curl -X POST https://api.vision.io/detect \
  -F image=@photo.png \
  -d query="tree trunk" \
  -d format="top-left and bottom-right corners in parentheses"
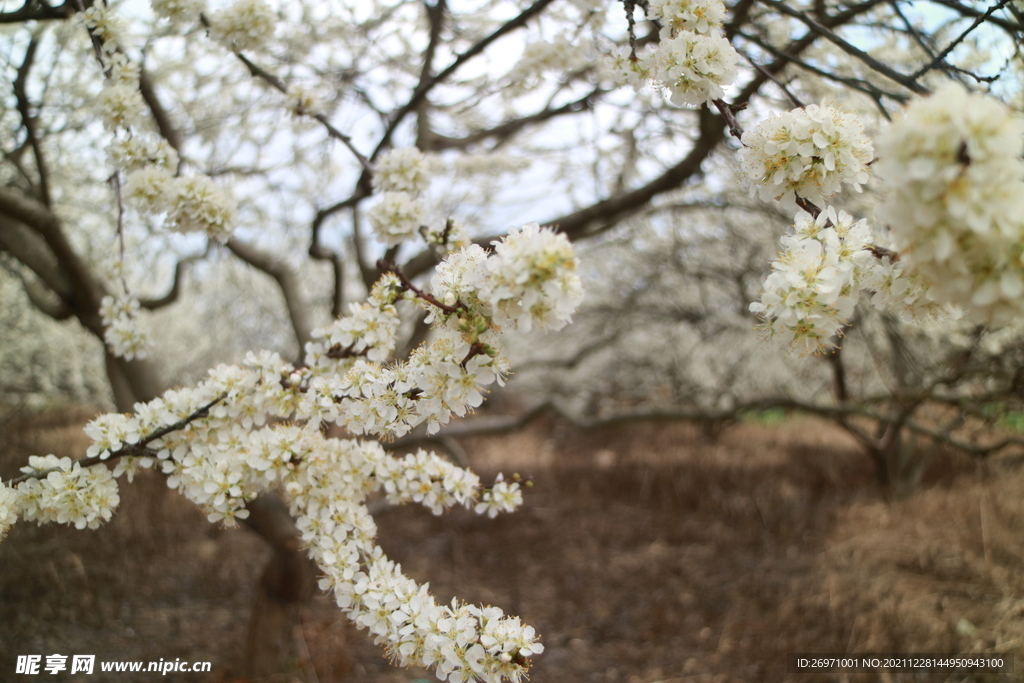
top-left (103, 351), bottom-right (164, 410)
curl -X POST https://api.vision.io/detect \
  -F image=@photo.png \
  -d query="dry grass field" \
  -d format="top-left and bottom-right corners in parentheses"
top-left (2, 406), bottom-right (1023, 682)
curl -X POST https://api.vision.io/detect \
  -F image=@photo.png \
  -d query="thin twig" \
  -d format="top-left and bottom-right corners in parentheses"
top-left (377, 258), bottom-right (465, 315)
top-left (7, 393), bottom-right (227, 486)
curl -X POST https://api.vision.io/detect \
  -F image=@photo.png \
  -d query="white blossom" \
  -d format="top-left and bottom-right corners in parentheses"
top-left (367, 191), bottom-right (424, 246)
top-left (84, 412), bottom-right (143, 459)
top-left (16, 455), bottom-right (120, 530)
top-left (124, 166), bottom-right (174, 211)
top-left (304, 275), bottom-right (403, 368)
top-left (423, 219), bottom-right (471, 253)
top-left (649, 0), bottom-right (727, 36)
top-left (285, 84), bottom-right (324, 117)
top-left (96, 83), bottom-right (146, 131)
top-left (875, 83), bottom-right (1024, 325)
top-left (0, 483), bottom-right (19, 540)
top-left (750, 207), bottom-right (870, 355)
top-left (209, 0), bottom-right (276, 52)
top-left (475, 474), bottom-right (523, 518)
top-left (374, 147), bottom-right (432, 194)
top-left (860, 250), bottom-right (948, 323)
top-left (603, 46), bottom-right (656, 90)
top-left (485, 223), bottom-right (585, 333)
top-left (739, 103), bottom-right (873, 208)
top-left (8, 215), bottom-right (579, 683)
top-left (81, 5), bottom-right (125, 52)
top-left (108, 135), bottom-right (180, 172)
top-left (164, 174), bottom-right (238, 240)
top-left (151, 0), bottom-right (206, 26)
top-left (648, 30), bottom-right (738, 106)
top-left (106, 53), bottom-right (141, 85)
top-left (100, 294), bottom-right (151, 361)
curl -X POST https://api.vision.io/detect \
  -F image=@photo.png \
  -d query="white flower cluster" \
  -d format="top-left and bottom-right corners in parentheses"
top-left (423, 219), bottom-right (472, 254)
top-left (367, 148), bottom-right (437, 246)
top-left (374, 147), bottom-right (432, 195)
top-left (305, 275), bottom-right (403, 367)
top-left (108, 135), bottom-right (180, 172)
top-left (336, 339), bottom-right (508, 438)
top-left (875, 83), bottom-right (1024, 325)
top-left (366, 148), bottom-right (442, 245)
top-left (484, 222), bottom-right (585, 333)
top-left (163, 174), bottom-right (238, 240)
top-left (77, 5), bottom-right (239, 243)
top-left (123, 169), bottom-right (237, 241)
top-left (84, 412), bottom-right (143, 460)
top-left (137, 362), bottom-right (538, 679)
top-left (285, 83), bottom-right (324, 118)
top-left (0, 483), bottom-right (19, 540)
top-left (368, 191), bottom-right (426, 246)
top-left (97, 83), bottom-right (147, 132)
top-left (429, 224), bottom-right (583, 334)
top-left (209, 0), bottom-right (277, 52)
top-left (604, 47), bottom-right (655, 90)
top-left (605, 0), bottom-right (738, 106)
top-left (100, 294), bottom-right (151, 361)
top-left (750, 207), bottom-right (872, 355)
top-left (81, 4), bottom-right (125, 54)
top-left (7, 221), bottom-right (583, 682)
top-left (475, 473), bottom-right (523, 518)
top-left (506, 35), bottom-right (591, 94)
top-left (739, 104), bottom-right (873, 208)
top-left (859, 249), bottom-right (947, 323)
top-left (650, 0), bottom-right (727, 37)
top-left (647, 31), bottom-right (738, 107)
top-left (15, 455), bottom-right (120, 530)
top-left (151, 0), bottom-right (206, 26)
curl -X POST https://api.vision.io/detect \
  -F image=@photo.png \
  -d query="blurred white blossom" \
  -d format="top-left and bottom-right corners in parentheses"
top-left (209, 0), bottom-right (276, 52)
top-left (367, 191), bottom-right (424, 246)
top-left (875, 83), bottom-right (1024, 325)
top-left (100, 294), bottom-right (151, 361)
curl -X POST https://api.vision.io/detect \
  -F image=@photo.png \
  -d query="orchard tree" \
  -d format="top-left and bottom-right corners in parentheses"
top-left (1, 0), bottom-right (1024, 679)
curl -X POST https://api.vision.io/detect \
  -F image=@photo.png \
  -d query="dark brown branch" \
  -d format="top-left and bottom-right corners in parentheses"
top-left (420, 90), bottom-right (603, 152)
top-left (232, 51), bottom-right (371, 171)
top-left (372, 0), bottom-right (558, 162)
top-left (712, 98), bottom-right (745, 141)
top-left (391, 396), bottom-right (1024, 462)
top-left (226, 238), bottom-right (314, 349)
top-left (0, 186), bottom-right (104, 333)
top-left (0, 0), bottom-right (72, 24)
top-left (756, 0), bottom-right (930, 94)
top-left (377, 258), bottom-right (464, 314)
top-left (928, 0), bottom-right (1022, 32)
top-left (309, 240), bottom-right (346, 319)
top-left (138, 66), bottom-right (184, 167)
top-left (910, 0), bottom-right (1011, 79)
top-left (736, 29), bottom-right (910, 106)
top-left (13, 36), bottom-right (51, 206)
top-left (139, 250), bottom-right (207, 310)
top-left (8, 393), bottom-right (227, 486)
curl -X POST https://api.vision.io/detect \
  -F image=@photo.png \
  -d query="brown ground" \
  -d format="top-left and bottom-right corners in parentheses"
top-left (1, 407), bottom-right (1022, 683)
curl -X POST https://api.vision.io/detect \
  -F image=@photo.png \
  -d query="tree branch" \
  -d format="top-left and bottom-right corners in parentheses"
top-left (13, 35), bottom-right (51, 206)
top-left (0, 0), bottom-right (72, 24)
top-left (225, 238), bottom-right (315, 350)
top-left (138, 249), bottom-right (208, 310)
top-left (755, 0), bottom-right (929, 93)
